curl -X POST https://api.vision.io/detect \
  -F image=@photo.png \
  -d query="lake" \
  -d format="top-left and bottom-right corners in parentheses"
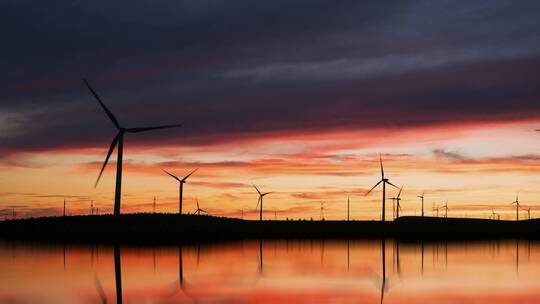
top-left (1, 239), bottom-right (538, 303)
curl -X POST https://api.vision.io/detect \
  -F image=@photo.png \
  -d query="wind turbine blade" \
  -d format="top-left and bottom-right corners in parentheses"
top-left (83, 79), bottom-right (120, 129)
top-left (94, 274), bottom-right (107, 304)
top-left (162, 169), bottom-right (181, 182)
top-left (196, 199), bottom-right (200, 210)
top-left (255, 196), bottom-right (261, 210)
top-left (379, 154), bottom-right (384, 179)
top-left (397, 185), bottom-right (403, 198)
top-left (126, 124), bottom-right (182, 133)
top-left (365, 180), bottom-right (383, 196)
top-left (253, 184), bottom-right (261, 195)
top-left (95, 134), bottom-right (119, 187)
top-left (262, 192), bottom-right (272, 196)
top-left (182, 168), bottom-right (198, 181)
top-left (386, 180), bottom-right (399, 189)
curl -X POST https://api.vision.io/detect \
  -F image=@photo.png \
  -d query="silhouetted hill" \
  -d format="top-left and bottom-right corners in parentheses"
top-left (0, 214), bottom-right (539, 244)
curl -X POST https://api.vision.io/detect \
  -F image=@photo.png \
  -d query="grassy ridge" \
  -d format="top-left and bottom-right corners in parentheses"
top-left (0, 214), bottom-right (539, 244)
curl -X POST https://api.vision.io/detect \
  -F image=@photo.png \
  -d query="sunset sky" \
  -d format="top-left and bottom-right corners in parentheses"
top-left (1, 1), bottom-right (540, 220)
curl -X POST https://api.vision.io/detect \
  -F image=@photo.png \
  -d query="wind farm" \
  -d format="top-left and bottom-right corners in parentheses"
top-left (2, 142), bottom-right (540, 242)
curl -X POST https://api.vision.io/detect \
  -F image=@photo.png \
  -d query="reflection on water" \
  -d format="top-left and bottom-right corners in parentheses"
top-left (1, 239), bottom-right (540, 303)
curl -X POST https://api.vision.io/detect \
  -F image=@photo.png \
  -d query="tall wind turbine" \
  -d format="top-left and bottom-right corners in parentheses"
top-left (162, 168), bottom-right (198, 215)
top-left (417, 193), bottom-right (425, 217)
top-left (254, 185), bottom-right (272, 222)
top-left (63, 198), bottom-right (66, 217)
top-left (85, 79), bottom-right (182, 215)
top-left (365, 154), bottom-right (399, 222)
top-left (511, 194), bottom-right (520, 221)
top-left (194, 199), bottom-right (207, 215)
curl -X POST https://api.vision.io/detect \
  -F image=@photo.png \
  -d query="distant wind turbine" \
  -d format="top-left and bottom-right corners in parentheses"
top-left (365, 154), bottom-right (399, 222)
top-left (162, 168), bottom-right (198, 215)
top-left (491, 209), bottom-right (498, 220)
top-left (417, 193), bottom-right (425, 217)
top-left (347, 196), bottom-right (350, 221)
top-left (521, 206), bottom-right (531, 220)
top-left (511, 194), bottom-right (520, 221)
top-left (153, 196), bottom-right (156, 214)
top-left (85, 79), bottom-right (182, 215)
top-left (440, 201), bottom-right (448, 218)
top-left (253, 185), bottom-right (272, 222)
top-left (194, 199), bottom-right (207, 215)
top-left (389, 186), bottom-right (403, 219)
top-left (320, 202), bottom-right (325, 221)
top-left (63, 198), bottom-right (66, 217)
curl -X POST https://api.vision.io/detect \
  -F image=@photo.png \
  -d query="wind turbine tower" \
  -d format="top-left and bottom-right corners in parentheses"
top-left (85, 79), bottom-right (182, 215)
top-left (365, 154), bottom-right (399, 222)
top-left (163, 168), bottom-right (198, 215)
top-left (511, 194), bottom-right (520, 221)
top-left (418, 193), bottom-right (425, 217)
top-left (254, 185), bottom-right (272, 222)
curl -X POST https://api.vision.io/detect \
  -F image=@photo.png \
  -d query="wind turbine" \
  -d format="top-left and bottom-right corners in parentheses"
top-left (417, 193), bottom-right (425, 217)
top-left (63, 198), bottom-right (66, 217)
top-left (162, 168), bottom-right (198, 215)
top-left (194, 199), bottom-right (207, 215)
top-left (85, 79), bottom-right (182, 216)
top-left (320, 202), bottom-right (325, 221)
top-left (347, 196), bottom-right (350, 221)
top-left (440, 201), bottom-right (448, 218)
top-left (521, 206), bottom-right (531, 220)
top-left (254, 185), bottom-right (272, 222)
top-left (153, 196), bottom-right (156, 214)
top-left (511, 194), bottom-right (520, 221)
top-left (389, 186), bottom-right (403, 219)
top-left (365, 154), bottom-right (399, 222)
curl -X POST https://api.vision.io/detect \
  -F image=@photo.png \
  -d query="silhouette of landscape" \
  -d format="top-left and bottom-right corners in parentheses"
top-left (2, 214), bottom-right (540, 244)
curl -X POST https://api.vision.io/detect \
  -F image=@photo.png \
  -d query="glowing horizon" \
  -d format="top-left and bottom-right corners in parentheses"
top-left (2, 119), bottom-right (540, 221)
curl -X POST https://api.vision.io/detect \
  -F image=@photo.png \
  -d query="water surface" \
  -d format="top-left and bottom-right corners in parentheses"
top-left (1, 239), bottom-right (539, 303)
